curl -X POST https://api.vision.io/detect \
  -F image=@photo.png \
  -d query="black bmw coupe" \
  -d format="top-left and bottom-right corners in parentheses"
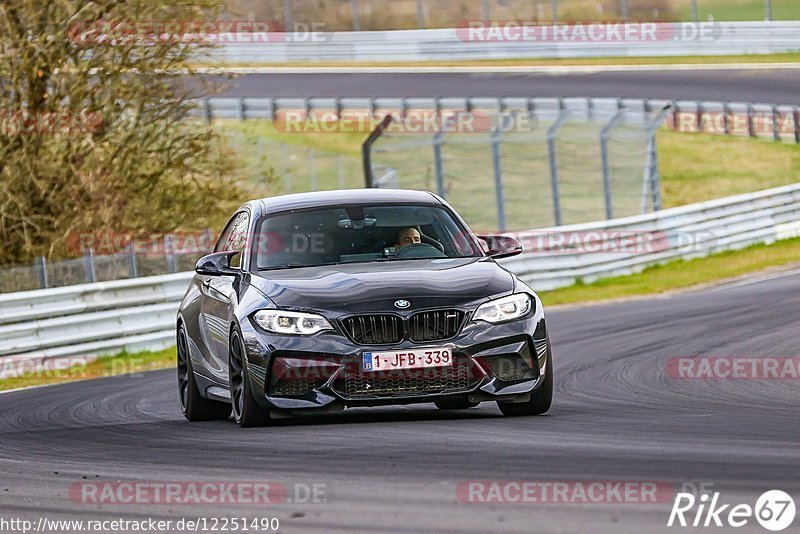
top-left (177, 189), bottom-right (553, 427)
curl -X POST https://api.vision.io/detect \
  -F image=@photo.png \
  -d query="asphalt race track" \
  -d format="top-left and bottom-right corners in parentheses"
top-left (1, 269), bottom-right (798, 533)
top-left (211, 69), bottom-right (800, 104)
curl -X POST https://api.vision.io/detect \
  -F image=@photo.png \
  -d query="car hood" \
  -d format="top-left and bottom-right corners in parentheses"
top-left (249, 257), bottom-right (515, 314)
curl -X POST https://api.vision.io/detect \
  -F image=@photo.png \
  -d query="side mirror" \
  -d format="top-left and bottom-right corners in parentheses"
top-left (477, 235), bottom-right (523, 259)
top-left (196, 251), bottom-right (240, 276)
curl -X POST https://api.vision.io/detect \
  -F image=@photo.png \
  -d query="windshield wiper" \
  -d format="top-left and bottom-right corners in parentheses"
top-left (258, 261), bottom-right (348, 271)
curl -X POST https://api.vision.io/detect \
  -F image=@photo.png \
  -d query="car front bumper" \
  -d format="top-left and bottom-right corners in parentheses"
top-left (238, 310), bottom-right (550, 414)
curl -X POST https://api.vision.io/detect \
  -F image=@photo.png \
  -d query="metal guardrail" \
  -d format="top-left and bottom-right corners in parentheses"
top-left (1, 183), bottom-right (799, 375)
top-left (199, 97), bottom-right (800, 138)
top-left (500, 183), bottom-right (800, 290)
top-left (208, 22), bottom-right (800, 63)
top-left (0, 273), bottom-right (192, 375)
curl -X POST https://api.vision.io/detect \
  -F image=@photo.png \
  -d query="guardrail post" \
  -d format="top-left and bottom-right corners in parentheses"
top-left (481, 0), bottom-right (490, 20)
top-left (600, 106), bottom-right (625, 220)
top-left (723, 102), bottom-right (731, 135)
top-left (747, 103), bottom-right (755, 137)
top-left (696, 101), bottom-right (704, 133)
top-left (765, 0), bottom-right (773, 21)
top-left (83, 248), bottom-right (97, 283)
top-left (237, 98), bottom-right (246, 121)
top-left (620, 0), bottom-right (629, 20)
top-left (335, 98), bottom-right (343, 121)
top-left (350, 0), bottom-right (361, 31)
top-left (772, 105), bottom-right (780, 142)
top-left (551, 0), bottom-right (558, 20)
top-left (669, 102), bottom-right (679, 133)
top-left (127, 244), bottom-right (138, 279)
top-left (691, 0), bottom-right (699, 22)
top-left (794, 107), bottom-right (800, 144)
top-left (547, 109), bottom-right (570, 226)
top-left (416, 0), bottom-right (426, 28)
top-left (283, 0), bottom-right (293, 31)
top-left (35, 256), bottom-right (49, 289)
top-left (165, 235), bottom-right (177, 274)
top-left (203, 99), bottom-right (212, 124)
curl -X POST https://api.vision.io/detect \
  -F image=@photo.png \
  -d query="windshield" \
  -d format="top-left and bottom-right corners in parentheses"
top-left (251, 203), bottom-right (480, 271)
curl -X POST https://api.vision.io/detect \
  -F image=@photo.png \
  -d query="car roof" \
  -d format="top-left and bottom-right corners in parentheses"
top-left (250, 189), bottom-right (442, 215)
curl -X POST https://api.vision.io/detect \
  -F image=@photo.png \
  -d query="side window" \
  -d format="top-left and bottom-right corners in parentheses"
top-left (214, 211), bottom-right (250, 268)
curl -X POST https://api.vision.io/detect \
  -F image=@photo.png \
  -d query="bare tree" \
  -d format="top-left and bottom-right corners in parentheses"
top-left (0, 0), bottom-right (247, 264)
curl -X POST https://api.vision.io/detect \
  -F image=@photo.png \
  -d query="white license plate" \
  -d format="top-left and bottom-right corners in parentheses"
top-left (362, 348), bottom-right (453, 372)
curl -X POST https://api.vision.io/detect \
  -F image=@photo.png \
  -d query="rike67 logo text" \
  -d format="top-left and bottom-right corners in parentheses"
top-left (668, 489), bottom-right (795, 531)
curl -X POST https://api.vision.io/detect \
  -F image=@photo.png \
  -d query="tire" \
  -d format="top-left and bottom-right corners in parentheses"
top-left (435, 399), bottom-right (480, 410)
top-left (177, 325), bottom-right (231, 422)
top-left (229, 327), bottom-right (271, 428)
top-left (498, 339), bottom-right (553, 417)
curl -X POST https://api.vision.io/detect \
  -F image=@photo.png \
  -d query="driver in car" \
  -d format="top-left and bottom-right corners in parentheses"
top-left (395, 227), bottom-right (421, 249)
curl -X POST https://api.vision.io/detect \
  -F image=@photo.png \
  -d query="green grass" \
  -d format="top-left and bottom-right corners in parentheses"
top-left (677, 0), bottom-right (800, 21)
top-left (658, 130), bottom-right (800, 208)
top-left (221, 120), bottom-right (364, 157)
top-left (0, 347), bottom-right (176, 392)
top-left (539, 236), bottom-right (800, 305)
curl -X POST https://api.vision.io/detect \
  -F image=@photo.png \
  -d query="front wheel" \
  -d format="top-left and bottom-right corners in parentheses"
top-left (229, 328), bottom-right (271, 428)
top-left (178, 325), bottom-right (231, 422)
top-left (498, 340), bottom-right (553, 417)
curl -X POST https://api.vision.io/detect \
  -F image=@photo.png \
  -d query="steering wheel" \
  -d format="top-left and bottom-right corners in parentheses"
top-left (420, 234), bottom-right (445, 253)
top-left (396, 242), bottom-right (447, 259)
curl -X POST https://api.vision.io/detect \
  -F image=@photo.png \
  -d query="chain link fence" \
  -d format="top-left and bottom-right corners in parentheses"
top-left (0, 246), bottom-right (209, 294)
top-left (365, 98), bottom-right (670, 232)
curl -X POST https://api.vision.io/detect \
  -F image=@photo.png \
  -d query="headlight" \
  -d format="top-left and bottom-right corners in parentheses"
top-left (473, 293), bottom-right (532, 324)
top-left (253, 310), bottom-right (333, 335)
